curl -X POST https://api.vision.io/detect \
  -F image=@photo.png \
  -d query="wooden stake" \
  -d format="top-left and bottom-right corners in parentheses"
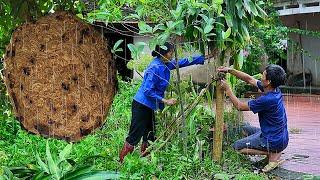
top-left (213, 80), bottom-right (224, 162)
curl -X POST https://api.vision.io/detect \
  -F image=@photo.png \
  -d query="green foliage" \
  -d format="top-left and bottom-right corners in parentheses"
top-left (0, 80), bottom-right (267, 179)
top-left (125, 42), bottom-right (153, 72)
top-left (234, 73), bottom-right (262, 97)
top-left (0, 0), bottom-right (85, 58)
top-left (0, 1), bottom-right (281, 178)
top-left (126, 43), bottom-right (201, 72)
top-left (85, 0), bottom-right (171, 23)
top-left (0, 0), bottom-right (17, 57)
top-left (126, 54), bottom-right (153, 72)
top-left (238, 0), bottom-right (287, 76)
top-left (0, 141), bottom-right (119, 180)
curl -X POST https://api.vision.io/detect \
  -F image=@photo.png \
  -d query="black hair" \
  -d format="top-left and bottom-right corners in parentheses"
top-left (151, 42), bottom-right (174, 58)
top-left (265, 64), bottom-right (286, 88)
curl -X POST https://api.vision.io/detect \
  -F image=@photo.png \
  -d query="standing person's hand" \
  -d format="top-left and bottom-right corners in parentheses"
top-left (217, 66), bottom-right (232, 73)
top-left (219, 80), bottom-right (232, 96)
top-left (162, 98), bottom-right (177, 105)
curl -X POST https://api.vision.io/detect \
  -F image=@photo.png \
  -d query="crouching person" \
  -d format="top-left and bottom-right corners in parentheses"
top-left (217, 65), bottom-right (289, 172)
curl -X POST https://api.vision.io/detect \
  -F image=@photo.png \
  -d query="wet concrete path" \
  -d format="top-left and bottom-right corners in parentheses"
top-left (244, 94), bottom-right (320, 176)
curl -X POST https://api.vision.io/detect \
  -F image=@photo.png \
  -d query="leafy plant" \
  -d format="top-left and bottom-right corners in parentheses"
top-left (111, 39), bottom-right (124, 54)
top-left (126, 42), bottom-right (153, 72)
top-left (0, 141), bottom-right (119, 180)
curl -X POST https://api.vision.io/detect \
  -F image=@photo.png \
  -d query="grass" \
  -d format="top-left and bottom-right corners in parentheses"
top-left (0, 80), bottom-right (267, 179)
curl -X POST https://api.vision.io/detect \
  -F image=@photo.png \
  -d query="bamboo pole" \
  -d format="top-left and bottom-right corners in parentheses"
top-left (173, 39), bottom-right (187, 153)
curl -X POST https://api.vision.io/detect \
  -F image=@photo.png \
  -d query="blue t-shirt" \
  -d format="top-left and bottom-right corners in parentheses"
top-left (134, 55), bottom-right (205, 110)
top-left (248, 81), bottom-right (289, 151)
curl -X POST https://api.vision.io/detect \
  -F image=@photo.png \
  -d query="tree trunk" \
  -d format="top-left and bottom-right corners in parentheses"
top-left (213, 81), bottom-right (224, 162)
top-left (213, 49), bottom-right (231, 162)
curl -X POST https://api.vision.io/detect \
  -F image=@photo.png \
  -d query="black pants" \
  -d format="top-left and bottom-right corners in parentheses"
top-left (126, 100), bottom-right (155, 146)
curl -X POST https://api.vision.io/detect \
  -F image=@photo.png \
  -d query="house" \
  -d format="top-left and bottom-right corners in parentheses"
top-left (93, 21), bottom-right (154, 81)
top-left (93, 20), bottom-right (214, 84)
top-left (274, 0), bottom-right (320, 89)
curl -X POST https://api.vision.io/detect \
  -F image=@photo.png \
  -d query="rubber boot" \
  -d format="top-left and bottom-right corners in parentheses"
top-left (119, 141), bottom-right (134, 163)
top-left (141, 142), bottom-right (149, 157)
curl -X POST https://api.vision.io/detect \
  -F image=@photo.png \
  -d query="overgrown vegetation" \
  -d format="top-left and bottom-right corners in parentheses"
top-left (0, 79), bottom-right (267, 179)
top-left (1, 0), bottom-right (314, 179)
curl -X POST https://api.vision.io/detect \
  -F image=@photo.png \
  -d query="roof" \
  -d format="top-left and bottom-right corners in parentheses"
top-left (274, 0), bottom-right (320, 16)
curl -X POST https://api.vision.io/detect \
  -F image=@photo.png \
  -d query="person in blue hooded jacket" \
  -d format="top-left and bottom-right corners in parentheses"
top-left (119, 42), bottom-right (206, 162)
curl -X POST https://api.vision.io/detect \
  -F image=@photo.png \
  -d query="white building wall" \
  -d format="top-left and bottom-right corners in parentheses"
top-left (300, 35), bottom-right (320, 85)
top-left (282, 13), bottom-right (320, 86)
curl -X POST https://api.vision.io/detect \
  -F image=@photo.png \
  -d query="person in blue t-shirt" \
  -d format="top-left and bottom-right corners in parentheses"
top-left (119, 42), bottom-right (207, 162)
top-left (217, 65), bottom-right (288, 172)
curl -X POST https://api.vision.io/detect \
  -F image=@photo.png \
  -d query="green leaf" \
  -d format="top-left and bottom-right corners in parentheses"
top-left (240, 24), bottom-right (250, 41)
top-left (153, 24), bottom-right (166, 33)
top-left (173, 20), bottom-right (185, 35)
top-left (136, 42), bottom-right (146, 51)
top-left (232, 18), bottom-right (239, 34)
top-left (217, 5), bottom-right (223, 14)
top-left (70, 171), bottom-right (120, 180)
top-left (112, 40), bottom-right (124, 53)
top-left (60, 166), bottom-right (94, 180)
top-left (157, 33), bottom-right (170, 45)
top-left (148, 38), bottom-right (158, 51)
top-left (206, 33), bottom-right (216, 37)
top-left (46, 141), bottom-right (60, 179)
top-left (204, 24), bottom-right (213, 34)
top-left (215, 0), bottom-right (224, 5)
top-left (225, 14), bottom-right (233, 27)
top-left (256, 4), bottom-right (267, 17)
top-left (166, 21), bottom-right (175, 30)
top-left (249, 0), bottom-right (258, 16)
top-left (199, 14), bottom-right (209, 23)
top-left (243, 0), bottom-right (251, 13)
top-left (127, 43), bottom-right (138, 60)
top-left (127, 44), bottom-right (135, 54)
top-left (32, 171), bottom-right (45, 180)
top-left (87, 10), bottom-right (111, 22)
top-left (235, 33), bottom-right (244, 44)
top-left (138, 21), bottom-right (153, 34)
top-left (36, 153), bottom-right (49, 174)
top-left (124, 14), bottom-right (140, 20)
top-left (8, 166), bottom-right (35, 179)
top-left (193, 28), bottom-right (198, 38)
top-left (223, 28), bottom-right (232, 39)
top-left (36, 173), bottom-right (52, 180)
top-left (170, 4), bottom-right (184, 20)
top-left (58, 143), bottom-right (72, 163)
top-left (235, 0), bottom-right (242, 11)
top-left (194, 26), bottom-right (204, 34)
top-left (3, 167), bottom-right (14, 179)
top-left (114, 48), bottom-right (123, 53)
top-left (237, 8), bottom-right (245, 19)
